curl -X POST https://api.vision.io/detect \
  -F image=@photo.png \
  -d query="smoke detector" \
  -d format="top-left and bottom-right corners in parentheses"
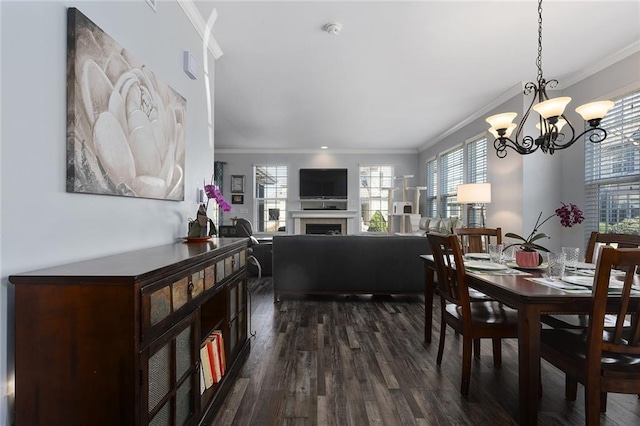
top-left (324, 23), bottom-right (342, 35)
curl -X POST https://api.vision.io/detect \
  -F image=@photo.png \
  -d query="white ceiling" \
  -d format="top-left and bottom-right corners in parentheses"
top-left (191, 1), bottom-right (640, 153)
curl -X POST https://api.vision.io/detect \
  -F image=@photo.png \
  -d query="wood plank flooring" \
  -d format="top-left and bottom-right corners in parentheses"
top-left (210, 277), bottom-right (640, 425)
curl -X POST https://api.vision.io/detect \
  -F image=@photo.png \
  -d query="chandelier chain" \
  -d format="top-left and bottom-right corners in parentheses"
top-left (536, 0), bottom-right (543, 83)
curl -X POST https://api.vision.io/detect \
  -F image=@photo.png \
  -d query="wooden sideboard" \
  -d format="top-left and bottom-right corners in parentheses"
top-left (9, 238), bottom-right (250, 426)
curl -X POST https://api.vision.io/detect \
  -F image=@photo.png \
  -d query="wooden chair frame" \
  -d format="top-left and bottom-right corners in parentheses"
top-left (540, 247), bottom-right (640, 425)
top-left (453, 227), bottom-right (502, 254)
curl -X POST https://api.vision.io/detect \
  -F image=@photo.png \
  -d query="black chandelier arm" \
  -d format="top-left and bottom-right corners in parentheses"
top-left (494, 135), bottom-right (539, 158)
top-left (578, 127), bottom-right (608, 145)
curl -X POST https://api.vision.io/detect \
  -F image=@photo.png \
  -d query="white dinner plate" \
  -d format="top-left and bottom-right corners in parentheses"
top-left (464, 261), bottom-right (508, 270)
top-left (575, 261), bottom-right (596, 270)
top-left (465, 253), bottom-right (491, 260)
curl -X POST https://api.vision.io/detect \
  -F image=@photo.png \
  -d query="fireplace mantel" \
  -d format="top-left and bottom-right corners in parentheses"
top-left (290, 210), bottom-right (358, 234)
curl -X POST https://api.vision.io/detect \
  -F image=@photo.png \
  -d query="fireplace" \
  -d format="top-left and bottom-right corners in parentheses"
top-left (305, 223), bottom-right (342, 235)
top-left (290, 210), bottom-right (357, 234)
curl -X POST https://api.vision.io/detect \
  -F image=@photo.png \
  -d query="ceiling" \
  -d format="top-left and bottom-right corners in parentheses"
top-left (191, 1), bottom-right (640, 153)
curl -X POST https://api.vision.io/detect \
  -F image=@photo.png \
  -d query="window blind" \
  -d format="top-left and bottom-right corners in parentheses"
top-left (467, 137), bottom-right (487, 184)
top-left (439, 147), bottom-right (464, 217)
top-left (584, 89), bottom-right (640, 237)
top-left (426, 159), bottom-right (437, 217)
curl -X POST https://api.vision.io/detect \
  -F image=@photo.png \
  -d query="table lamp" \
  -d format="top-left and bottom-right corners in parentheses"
top-left (456, 183), bottom-right (492, 227)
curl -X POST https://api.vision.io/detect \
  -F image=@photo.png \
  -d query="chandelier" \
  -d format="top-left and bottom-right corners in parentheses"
top-left (486, 0), bottom-right (614, 158)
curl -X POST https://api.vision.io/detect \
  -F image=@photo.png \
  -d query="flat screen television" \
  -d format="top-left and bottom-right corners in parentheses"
top-left (299, 168), bottom-right (347, 199)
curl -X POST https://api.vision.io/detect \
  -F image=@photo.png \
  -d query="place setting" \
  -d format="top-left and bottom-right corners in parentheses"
top-left (463, 244), bottom-right (532, 276)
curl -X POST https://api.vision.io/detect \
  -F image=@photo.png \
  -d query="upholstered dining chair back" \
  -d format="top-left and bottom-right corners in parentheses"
top-left (453, 227), bottom-right (502, 254)
top-left (235, 218), bottom-right (254, 238)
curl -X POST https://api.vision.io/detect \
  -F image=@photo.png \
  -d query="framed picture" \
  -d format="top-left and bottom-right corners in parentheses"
top-left (231, 194), bottom-right (244, 204)
top-left (66, 8), bottom-right (185, 201)
top-left (231, 175), bottom-right (245, 193)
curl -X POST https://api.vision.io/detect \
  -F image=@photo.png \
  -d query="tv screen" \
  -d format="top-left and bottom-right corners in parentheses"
top-left (299, 168), bottom-right (347, 199)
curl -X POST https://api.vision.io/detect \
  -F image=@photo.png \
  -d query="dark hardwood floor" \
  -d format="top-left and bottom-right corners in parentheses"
top-left (210, 277), bottom-right (640, 425)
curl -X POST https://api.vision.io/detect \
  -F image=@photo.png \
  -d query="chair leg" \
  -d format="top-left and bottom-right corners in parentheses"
top-left (473, 338), bottom-right (481, 359)
top-left (585, 385), bottom-right (601, 426)
top-left (437, 319), bottom-right (446, 366)
top-left (565, 375), bottom-right (577, 401)
top-left (461, 336), bottom-right (472, 396)
top-left (491, 338), bottom-right (502, 367)
top-left (600, 392), bottom-right (607, 413)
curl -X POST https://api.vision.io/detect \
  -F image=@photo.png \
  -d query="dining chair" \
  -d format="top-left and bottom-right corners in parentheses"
top-left (540, 247), bottom-right (640, 425)
top-left (542, 232), bottom-right (640, 330)
top-left (453, 227), bottom-right (502, 254)
top-left (427, 232), bottom-right (518, 396)
top-left (585, 232), bottom-right (640, 263)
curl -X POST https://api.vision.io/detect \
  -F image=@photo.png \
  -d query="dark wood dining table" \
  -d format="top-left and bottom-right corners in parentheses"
top-left (420, 254), bottom-right (639, 426)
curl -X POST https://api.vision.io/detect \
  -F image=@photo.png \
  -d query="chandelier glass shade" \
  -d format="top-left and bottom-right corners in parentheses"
top-left (487, 0), bottom-right (615, 158)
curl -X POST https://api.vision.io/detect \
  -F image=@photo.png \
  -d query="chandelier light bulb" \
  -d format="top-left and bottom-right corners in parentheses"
top-left (536, 118), bottom-right (567, 133)
top-left (532, 97), bottom-right (571, 119)
top-left (486, 112), bottom-right (518, 132)
top-left (576, 101), bottom-right (615, 122)
top-left (489, 123), bottom-right (517, 139)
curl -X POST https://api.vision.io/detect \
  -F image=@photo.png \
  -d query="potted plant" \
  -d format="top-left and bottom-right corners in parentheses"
top-left (505, 203), bottom-right (584, 267)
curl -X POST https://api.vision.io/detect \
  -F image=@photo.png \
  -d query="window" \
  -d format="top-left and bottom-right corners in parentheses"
top-left (254, 165), bottom-right (288, 233)
top-left (425, 135), bottom-right (488, 225)
top-left (359, 165), bottom-right (394, 233)
top-left (585, 89), bottom-right (640, 237)
top-left (438, 146), bottom-right (464, 218)
top-left (426, 159), bottom-right (437, 217)
top-left (466, 137), bottom-right (488, 226)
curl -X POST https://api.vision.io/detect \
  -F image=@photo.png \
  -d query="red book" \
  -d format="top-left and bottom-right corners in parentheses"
top-left (212, 330), bottom-right (226, 375)
top-left (206, 336), bottom-right (222, 383)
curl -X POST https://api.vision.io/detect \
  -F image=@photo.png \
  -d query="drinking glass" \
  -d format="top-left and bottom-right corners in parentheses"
top-left (502, 245), bottom-right (516, 262)
top-left (562, 247), bottom-right (580, 271)
top-left (488, 243), bottom-right (504, 264)
top-left (547, 252), bottom-right (566, 280)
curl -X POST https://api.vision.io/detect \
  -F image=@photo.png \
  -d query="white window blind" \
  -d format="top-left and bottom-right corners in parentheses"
top-left (438, 147), bottom-right (464, 218)
top-left (467, 137), bottom-right (487, 183)
top-left (360, 165), bottom-right (394, 233)
top-left (585, 89), bottom-right (640, 237)
top-left (254, 165), bottom-right (288, 233)
top-left (426, 159), bottom-right (437, 217)
top-left (466, 137), bottom-right (488, 226)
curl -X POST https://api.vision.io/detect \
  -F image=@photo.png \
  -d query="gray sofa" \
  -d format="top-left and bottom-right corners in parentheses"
top-left (272, 235), bottom-right (430, 301)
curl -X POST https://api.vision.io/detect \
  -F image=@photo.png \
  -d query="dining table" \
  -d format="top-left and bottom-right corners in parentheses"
top-left (420, 253), bottom-right (640, 426)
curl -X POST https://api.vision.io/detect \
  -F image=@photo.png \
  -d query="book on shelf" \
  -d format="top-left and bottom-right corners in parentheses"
top-left (199, 363), bottom-right (206, 394)
top-left (207, 334), bottom-right (223, 383)
top-left (199, 345), bottom-right (214, 390)
top-left (212, 330), bottom-right (226, 374)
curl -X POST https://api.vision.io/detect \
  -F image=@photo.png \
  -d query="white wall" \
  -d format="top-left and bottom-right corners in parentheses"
top-left (418, 51), bottom-right (640, 254)
top-left (213, 151), bottom-right (420, 234)
top-left (0, 2), bottom-right (218, 424)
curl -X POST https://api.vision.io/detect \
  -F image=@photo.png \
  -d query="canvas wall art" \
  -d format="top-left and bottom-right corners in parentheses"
top-left (66, 8), bottom-right (186, 200)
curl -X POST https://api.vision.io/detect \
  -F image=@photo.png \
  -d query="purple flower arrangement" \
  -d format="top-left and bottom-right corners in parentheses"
top-left (204, 184), bottom-right (232, 212)
top-left (505, 202), bottom-right (584, 252)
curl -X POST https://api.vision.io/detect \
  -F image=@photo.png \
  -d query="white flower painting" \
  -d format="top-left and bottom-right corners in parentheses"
top-left (66, 8), bottom-right (186, 200)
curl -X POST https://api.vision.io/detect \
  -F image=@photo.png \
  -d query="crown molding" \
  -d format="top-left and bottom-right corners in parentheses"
top-left (215, 148), bottom-right (419, 155)
top-left (417, 82), bottom-right (523, 153)
top-left (558, 40), bottom-right (640, 89)
top-left (178, 0), bottom-right (223, 60)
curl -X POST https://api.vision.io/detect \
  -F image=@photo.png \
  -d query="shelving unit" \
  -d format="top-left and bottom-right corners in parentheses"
top-left (10, 238), bottom-right (250, 426)
top-left (387, 175), bottom-right (421, 234)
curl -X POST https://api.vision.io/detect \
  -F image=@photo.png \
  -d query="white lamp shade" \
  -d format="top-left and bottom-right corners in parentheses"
top-left (576, 100), bottom-right (615, 121)
top-left (536, 118), bottom-right (567, 132)
top-left (532, 97), bottom-right (571, 119)
top-left (457, 183), bottom-right (491, 204)
top-left (489, 123), bottom-right (517, 139)
top-left (486, 112), bottom-right (518, 131)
